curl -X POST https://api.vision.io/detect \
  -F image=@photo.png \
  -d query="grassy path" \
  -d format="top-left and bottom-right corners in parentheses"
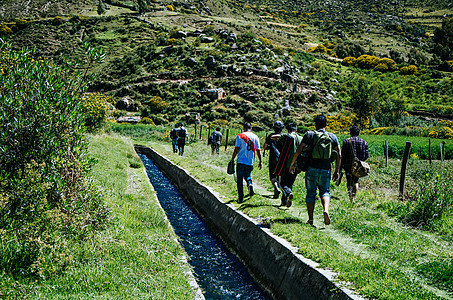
top-left (138, 138), bottom-right (453, 300)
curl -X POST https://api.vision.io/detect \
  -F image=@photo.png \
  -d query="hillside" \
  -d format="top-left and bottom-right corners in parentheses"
top-left (1, 0), bottom-right (453, 129)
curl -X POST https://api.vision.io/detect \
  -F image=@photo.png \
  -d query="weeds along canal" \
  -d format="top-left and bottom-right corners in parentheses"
top-left (139, 154), bottom-right (272, 299)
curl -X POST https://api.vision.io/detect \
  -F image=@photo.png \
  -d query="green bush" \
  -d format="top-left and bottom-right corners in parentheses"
top-left (399, 172), bottom-right (453, 229)
top-left (0, 40), bottom-right (108, 277)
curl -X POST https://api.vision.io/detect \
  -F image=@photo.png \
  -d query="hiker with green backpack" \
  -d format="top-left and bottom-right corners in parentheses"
top-left (289, 114), bottom-right (341, 227)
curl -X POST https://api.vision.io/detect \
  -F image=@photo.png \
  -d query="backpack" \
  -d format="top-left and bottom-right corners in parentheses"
top-left (212, 132), bottom-right (221, 142)
top-left (178, 127), bottom-right (187, 138)
top-left (311, 131), bottom-right (332, 160)
top-left (170, 128), bottom-right (178, 139)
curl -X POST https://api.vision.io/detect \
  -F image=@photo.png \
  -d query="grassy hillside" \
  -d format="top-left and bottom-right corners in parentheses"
top-left (1, 0), bottom-right (453, 132)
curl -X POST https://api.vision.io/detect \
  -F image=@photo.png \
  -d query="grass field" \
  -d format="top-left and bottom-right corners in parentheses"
top-left (116, 123), bottom-right (453, 300)
top-left (0, 134), bottom-right (198, 299)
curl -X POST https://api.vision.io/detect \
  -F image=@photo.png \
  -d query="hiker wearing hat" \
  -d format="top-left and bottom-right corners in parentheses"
top-left (263, 120), bottom-right (284, 199)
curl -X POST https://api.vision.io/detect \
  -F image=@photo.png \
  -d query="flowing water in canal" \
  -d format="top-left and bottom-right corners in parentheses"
top-left (139, 154), bottom-right (272, 299)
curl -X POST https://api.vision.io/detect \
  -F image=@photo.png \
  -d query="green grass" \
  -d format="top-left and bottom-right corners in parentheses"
top-left (0, 134), bottom-right (197, 299)
top-left (126, 124), bottom-right (453, 300)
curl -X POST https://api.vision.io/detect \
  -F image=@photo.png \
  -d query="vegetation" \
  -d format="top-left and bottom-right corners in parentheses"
top-left (0, 40), bottom-right (109, 279)
top-left (114, 125), bottom-right (453, 299)
top-left (1, 0), bottom-right (453, 298)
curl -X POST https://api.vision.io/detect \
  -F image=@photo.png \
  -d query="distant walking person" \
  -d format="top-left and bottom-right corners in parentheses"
top-left (177, 123), bottom-right (188, 156)
top-left (273, 123), bottom-right (302, 207)
top-left (289, 115), bottom-right (341, 227)
top-left (341, 125), bottom-right (369, 203)
top-left (170, 123), bottom-right (180, 153)
top-left (263, 121), bottom-right (284, 199)
top-left (230, 122), bottom-right (262, 203)
top-left (210, 127), bottom-right (223, 155)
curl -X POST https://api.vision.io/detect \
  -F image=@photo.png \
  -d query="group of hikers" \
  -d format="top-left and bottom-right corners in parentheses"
top-left (229, 115), bottom-right (369, 227)
top-left (170, 123), bottom-right (189, 156)
top-left (169, 114), bottom-right (369, 227)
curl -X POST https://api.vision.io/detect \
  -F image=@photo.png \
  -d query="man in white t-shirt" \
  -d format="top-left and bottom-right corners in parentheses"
top-left (230, 122), bottom-right (262, 203)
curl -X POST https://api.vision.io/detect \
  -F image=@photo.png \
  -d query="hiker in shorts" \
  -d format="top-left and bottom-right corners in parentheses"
top-left (210, 127), bottom-right (223, 155)
top-left (230, 122), bottom-right (262, 203)
top-left (177, 123), bottom-right (188, 156)
top-left (170, 123), bottom-right (180, 153)
top-left (289, 114), bottom-right (341, 227)
top-left (341, 125), bottom-right (369, 203)
top-left (263, 121), bottom-right (284, 199)
top-left (273, 123), bottom-right (302, 207)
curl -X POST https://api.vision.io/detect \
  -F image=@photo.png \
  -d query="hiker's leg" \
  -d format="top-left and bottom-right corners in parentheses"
top-left (236, 163), bottom-right (246, 200)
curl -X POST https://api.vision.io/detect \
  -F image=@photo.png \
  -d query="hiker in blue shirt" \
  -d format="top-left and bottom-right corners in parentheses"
top-left (289, 115), bottom-right (341, 227)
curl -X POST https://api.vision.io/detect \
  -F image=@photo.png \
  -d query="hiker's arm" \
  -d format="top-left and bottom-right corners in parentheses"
top-left (231, 147), bottom-right (240, 161)
top-left (289, 142), bottom-right (306, 174)
top-left (332, 144), bottom-right (341, 181)
top-left (256, 150), bottom-right (262, 170)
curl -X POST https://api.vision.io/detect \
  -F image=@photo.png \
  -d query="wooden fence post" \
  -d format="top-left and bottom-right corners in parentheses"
top-left (194, 123), bottom-right (197, 140)
top-left (442, 141), bottom-right (446, 162)
top-left (384, 140), bottom-right (388, 167)
top-left (429, 138), bottom-right (432, 164)
top-left (399, 142), bottom-right (412, 200)
top-left (199, 125), bottom-right (203, 139)
top-left (207, 125), bottom-right (211, 145)
top-left (224, 128), bottom-right (229, 151)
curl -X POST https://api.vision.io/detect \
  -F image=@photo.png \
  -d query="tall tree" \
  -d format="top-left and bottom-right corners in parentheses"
top-left (349, 77), bottom-right (379, 127)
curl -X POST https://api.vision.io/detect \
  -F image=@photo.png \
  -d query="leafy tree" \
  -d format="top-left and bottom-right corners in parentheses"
top-left (349, 77), bottom-right (379, 127)
top-left (97, 0), bottom-right (106, 15)
top-left (137, 0), bottom-right (147, 14)
top-left (432, 17), bottom-right (453, 61)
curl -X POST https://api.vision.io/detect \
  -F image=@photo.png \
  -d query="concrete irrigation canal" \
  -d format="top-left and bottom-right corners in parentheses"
top-left (139, 153), bottom-right (271, 299)
top-left (136, 145), bottom-right (363, 300)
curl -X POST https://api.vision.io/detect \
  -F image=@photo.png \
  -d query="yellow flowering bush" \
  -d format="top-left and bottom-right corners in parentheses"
top-left (0, 24), bottom-right (12, 35)
top-left (81, 93), bottom-right (110, 132)
top-left (326, 113), bottom-right (355, 134)
top-left (400, 65), bottom-right (418, 75)
top-left (147, 96), bottom-right (169, 112)
top-left (166, 5), bottom-right (174, 11)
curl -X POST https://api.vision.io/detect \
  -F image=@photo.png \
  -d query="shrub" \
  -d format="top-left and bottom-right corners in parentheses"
top-left (81, 93), bottom-right (110, 132)
top-left (0, 40), bottom-right (108, 277)
top-left (146, 96), bottom-right (169, 113)
top-left (140, 117), bottom-right (155, 125)
top-left (400, 65), bottom-right (418, 75)
top-left (400, 172), bottom-right (453, 229)
top-left (52, 16), bottom-right (65, 26)
top-left (0, 24), bottom-right (12, 35)
top-left (342, 56), bottom-right (356, 66)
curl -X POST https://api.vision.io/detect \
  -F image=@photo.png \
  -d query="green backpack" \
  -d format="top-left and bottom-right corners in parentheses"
top-left (311, 131), bottom-right (332, 160)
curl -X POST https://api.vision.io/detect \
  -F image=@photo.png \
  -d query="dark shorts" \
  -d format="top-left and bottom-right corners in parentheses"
top-left (268, 161), bottom-right (277, 180)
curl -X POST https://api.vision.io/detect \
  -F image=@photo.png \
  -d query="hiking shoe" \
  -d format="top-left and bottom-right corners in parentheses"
top-left (286, 193), bottom-right (293, 208)
top-left (273, 189), bottom-right (281, 199)
top-left (323, 212), bottom-right (331, 225)
top-left (248, 185), bottom-right (254, 196)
